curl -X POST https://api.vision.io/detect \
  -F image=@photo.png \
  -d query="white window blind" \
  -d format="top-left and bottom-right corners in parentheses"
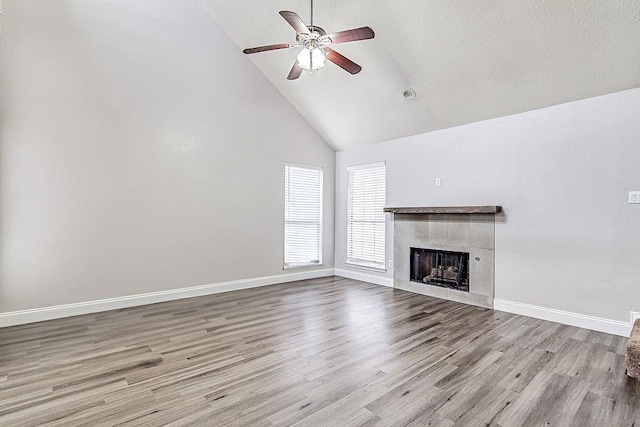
top-left (284, 164), bottom-right (323, 268)
top-left (347, 161), bottom-right (386, 270)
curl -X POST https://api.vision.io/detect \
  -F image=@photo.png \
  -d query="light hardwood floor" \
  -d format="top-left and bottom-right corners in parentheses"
top-left (1, 276), bottom-right (638, 426)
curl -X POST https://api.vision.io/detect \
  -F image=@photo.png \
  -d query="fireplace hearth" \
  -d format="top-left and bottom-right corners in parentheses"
top-left (410, 247), bottom-right (469, 292)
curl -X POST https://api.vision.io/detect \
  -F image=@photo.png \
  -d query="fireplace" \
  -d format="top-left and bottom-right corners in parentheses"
top-left (387, 207), bottom-right (499, 308)
top-left (410, 247), bottom-right (469, 292)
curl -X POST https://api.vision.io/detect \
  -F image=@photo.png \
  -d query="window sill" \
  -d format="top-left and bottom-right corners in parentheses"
top-left (283, 263), bottom-right (324, 270)
top-left (345, 262), bottom-right (387, 274)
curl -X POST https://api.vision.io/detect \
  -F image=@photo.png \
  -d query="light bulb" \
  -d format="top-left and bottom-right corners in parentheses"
top-left (296, 48), bottom-right (326, 70)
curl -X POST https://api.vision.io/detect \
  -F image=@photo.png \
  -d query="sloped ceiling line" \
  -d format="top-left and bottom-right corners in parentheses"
top-left (199, 0), bottom-right (640, 150)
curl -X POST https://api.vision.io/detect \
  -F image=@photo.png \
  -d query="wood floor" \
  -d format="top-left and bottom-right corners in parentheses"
top-left (1, 276), bottom-right (639, 426)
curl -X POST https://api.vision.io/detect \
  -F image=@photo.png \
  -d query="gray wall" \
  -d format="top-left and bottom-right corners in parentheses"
top-left (0, 0), bottom-right (335, 313)
top-left (336, 88), bottom-right (640, 323)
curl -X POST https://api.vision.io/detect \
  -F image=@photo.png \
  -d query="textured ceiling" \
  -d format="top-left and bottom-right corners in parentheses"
top-left (199, 0), bottom-right (640, 151)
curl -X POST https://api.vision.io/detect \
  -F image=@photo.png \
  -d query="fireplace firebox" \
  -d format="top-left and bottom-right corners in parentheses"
top-left (410, 247), bottom-right (469, 292)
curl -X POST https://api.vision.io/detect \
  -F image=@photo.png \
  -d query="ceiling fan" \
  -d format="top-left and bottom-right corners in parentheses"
top-left (242, 0), bottom-right (375, 80)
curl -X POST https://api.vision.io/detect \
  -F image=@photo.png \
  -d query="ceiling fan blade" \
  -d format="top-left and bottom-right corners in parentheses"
top-left (243, 43), bottom-right (292, 54)
top-left (325, 27), bottom-right (375, 44)
top-left (287, 62), bottom-right (303, 80)
top-left (279, 11), bottom-right (310, 34)
top-left (324, 48), bottom-right (362, 75)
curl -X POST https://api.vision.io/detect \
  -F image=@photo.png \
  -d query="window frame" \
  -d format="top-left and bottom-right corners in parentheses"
top-left (346, 161), bottom-right (387, 272)
top-left (283, 163), bottom-right (323, 269)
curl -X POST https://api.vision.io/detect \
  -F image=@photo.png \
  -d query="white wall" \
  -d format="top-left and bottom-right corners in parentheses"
top-left (0, 0), bottom-right (335, 313)
top-left (336, 88), bottom-right (640, 324)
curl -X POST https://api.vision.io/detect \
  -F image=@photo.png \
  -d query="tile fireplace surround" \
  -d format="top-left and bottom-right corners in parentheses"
top-left (384, 206), bottom-right (502, 309)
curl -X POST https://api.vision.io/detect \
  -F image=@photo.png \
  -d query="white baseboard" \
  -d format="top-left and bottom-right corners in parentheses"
top-left (0, 268), bottom-right (335, 328)
top-left (335, 268), bottom-right (394, 287)
top-left (494, 299), bottom-right (632, 337)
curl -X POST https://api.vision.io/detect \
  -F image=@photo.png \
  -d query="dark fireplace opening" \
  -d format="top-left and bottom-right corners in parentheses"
top-left (410, 247), bottom-right (469, 292)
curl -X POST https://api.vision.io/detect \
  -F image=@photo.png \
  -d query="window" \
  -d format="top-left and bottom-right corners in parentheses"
top-left (284, 164), bottom-right (323, 268)
top-left (347, 161), bottom-right (386, 270)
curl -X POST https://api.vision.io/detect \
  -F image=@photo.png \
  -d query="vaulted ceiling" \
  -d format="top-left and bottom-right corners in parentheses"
top-left (199, 0), bottom-right (640, 151)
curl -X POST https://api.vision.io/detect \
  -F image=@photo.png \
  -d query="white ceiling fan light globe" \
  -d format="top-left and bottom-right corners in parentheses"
top-left (296, 47), bottom-right (326, 70)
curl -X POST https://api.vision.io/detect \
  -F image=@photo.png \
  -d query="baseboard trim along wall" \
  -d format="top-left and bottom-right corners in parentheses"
top-left (334, 272), bottom-right (636, 337)
top-left (334, 268), bottom-right (394, 287)
top-left (494, 299), bottom-right (632, 337)
top-left (2, 271), bottom-right (632, 338)
top-left (0, 268), bottom-right (335, 328)
top-left (332, 273), bottom-right (632, 337)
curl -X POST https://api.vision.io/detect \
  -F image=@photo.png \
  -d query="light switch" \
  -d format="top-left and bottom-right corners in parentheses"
top-left (629, 191), bottom-right (640, 204)
top-left (435, 178), bottom-right (441, 187)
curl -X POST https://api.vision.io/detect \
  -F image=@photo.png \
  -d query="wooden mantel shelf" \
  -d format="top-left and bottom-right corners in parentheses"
top-left (383, 206), bottom-right (502, 214)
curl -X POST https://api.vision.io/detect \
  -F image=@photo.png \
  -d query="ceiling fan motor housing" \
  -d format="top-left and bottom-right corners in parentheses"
top-left (296, 26), bottom-right (328, 50)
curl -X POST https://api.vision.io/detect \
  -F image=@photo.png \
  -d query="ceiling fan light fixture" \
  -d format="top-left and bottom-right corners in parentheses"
top-left (296, 47), bottom-right (326, 70)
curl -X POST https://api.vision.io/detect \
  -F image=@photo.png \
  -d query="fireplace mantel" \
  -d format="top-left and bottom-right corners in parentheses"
top-left (384, 206), bottom-right (502, 214)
